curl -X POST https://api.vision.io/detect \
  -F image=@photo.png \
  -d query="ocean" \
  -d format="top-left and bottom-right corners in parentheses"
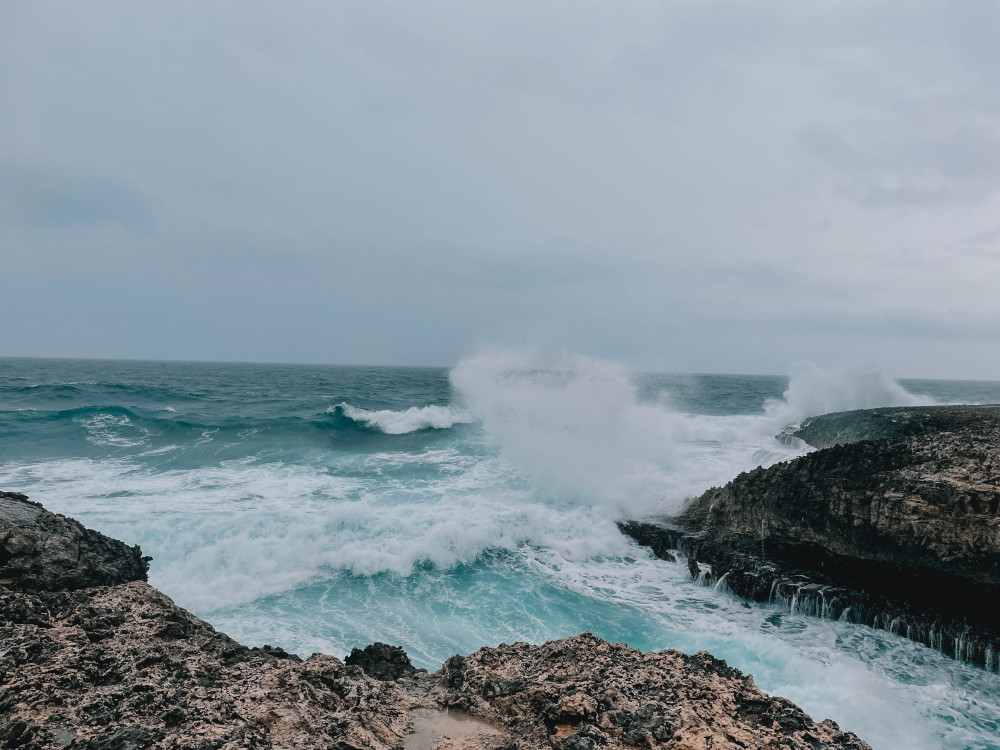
top-left (2, 353), bottom-right (999, 750)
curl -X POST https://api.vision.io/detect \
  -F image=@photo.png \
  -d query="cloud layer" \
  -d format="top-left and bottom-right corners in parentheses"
top-left (2, 1), bottom-right (999, 377)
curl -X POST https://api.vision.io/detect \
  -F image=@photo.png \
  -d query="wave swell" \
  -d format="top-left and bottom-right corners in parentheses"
top-left (332, 403), bottom-right (472, 434)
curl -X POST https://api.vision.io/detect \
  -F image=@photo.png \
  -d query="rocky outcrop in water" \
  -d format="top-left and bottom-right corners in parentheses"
top-left (621, 404), bottom-right (1000, 669)
top-left (1, 491), bottom-right (870, 749)
top-left (790, 404), bottom-right (1000, 451)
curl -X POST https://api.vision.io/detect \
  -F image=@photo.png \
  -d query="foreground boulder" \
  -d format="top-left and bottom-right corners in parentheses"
top-left (0, 582), bottom-right (410, 750)
top-left (433, 634), bottom-right (869, 750)
top-left (0, 492), bottom-right (870, 749)
top-left (0, 491), bottom-right (149, 592)
top-left (622, 404), bottom-right (1000, 669)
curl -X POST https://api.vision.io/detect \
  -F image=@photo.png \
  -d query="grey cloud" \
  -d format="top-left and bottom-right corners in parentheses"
top-left (0, 163), bottom-right (151, 229)
top-left (1, 1), bottom-right (999, 378)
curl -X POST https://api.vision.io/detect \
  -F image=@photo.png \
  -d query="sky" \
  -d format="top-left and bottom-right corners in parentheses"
top-left (1, 0), bottom-right (999, 378)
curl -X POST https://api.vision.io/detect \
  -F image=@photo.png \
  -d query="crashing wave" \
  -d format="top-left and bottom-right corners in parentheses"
top-left (764, 361), bottom-right (935, 427)
top-left (333, 403), bottom-right (473, 434)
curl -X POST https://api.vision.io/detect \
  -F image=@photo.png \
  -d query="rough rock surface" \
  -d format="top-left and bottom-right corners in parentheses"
top-left (431, 634), bottom-right (869, 749)
top-left (789, 404), bottom-right (1000, 451)
top-left (0, 582), bottom-right (410, 750)
top-left (345, 642), bottom-right (417, 681)
top-left (1, 491), bottom-right (149, 592)
top-left (621, 404), bottom-right (1000, 669)
top-left (0, 492), bottom-right (871, 749)
top-left (685, 405), bottom-right (1000, 591)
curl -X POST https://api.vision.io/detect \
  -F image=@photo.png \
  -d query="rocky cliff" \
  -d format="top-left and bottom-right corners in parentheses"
top-left (621, 404), bottom-right (1000, 669)
top-left (0, 492), bottom-right (870, 749)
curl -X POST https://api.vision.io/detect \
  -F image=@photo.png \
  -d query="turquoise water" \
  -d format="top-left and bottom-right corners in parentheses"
top-left (2, 353), bottom-right (999, 749)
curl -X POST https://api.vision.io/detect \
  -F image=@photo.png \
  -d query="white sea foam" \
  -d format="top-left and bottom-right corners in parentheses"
top-left (450, 348), bottom-right (686, 515)
top-left (335, 403), bottom-right (473, 434)
top-left (0, 453), bottom-right (631, 612)
top-left (78, 412), bottom-right (150, 447)
top-left (765, 361), bottom-right (934, 426)
top-left (451, 349), bottom-right (934, 516)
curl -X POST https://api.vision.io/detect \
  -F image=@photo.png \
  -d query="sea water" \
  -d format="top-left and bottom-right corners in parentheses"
top-left (1, 352), bottom-right (999, 750)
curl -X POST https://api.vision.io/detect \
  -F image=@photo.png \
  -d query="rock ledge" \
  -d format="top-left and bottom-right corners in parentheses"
top-left (622, 404), bottom-right (1000, 670)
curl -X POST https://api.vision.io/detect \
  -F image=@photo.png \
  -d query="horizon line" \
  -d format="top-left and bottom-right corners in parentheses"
top-left (2, 354), bottom-right (998, 384)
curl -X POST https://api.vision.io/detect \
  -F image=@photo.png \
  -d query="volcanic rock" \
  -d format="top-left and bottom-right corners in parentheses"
top-left (345, 641), bottom-right (418, 681)
top-left (621, 404), bottom-right (1000, 668)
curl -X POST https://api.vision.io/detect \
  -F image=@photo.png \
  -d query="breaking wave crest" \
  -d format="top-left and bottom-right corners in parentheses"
top-left (449, 349), bottom-right (934, 517)
top-left (333, 403), bottom-right (473, 434)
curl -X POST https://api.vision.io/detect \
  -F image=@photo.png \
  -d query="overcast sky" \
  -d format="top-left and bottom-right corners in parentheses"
top-left (2, 1), bottom-right (999, 377)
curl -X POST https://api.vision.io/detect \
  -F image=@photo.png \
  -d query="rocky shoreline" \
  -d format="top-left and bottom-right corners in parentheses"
top-left (622, 405), bottom-right (1000, 670)
top-left (0, 491), bottom-right (870, 749)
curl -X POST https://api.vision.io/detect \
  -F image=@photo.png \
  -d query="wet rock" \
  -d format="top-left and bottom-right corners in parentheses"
top-left (792, 404), bottom-right (1000, 450)
top-left (621, 404), bottom-right (1000, 669)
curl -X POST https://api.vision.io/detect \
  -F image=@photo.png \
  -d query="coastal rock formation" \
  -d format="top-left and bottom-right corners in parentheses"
top-left (622, 404), bottom-right (1000, 669)
top-left (0, 491), bottom-right (149, 592)
top-left (345, 642), bottom-right (417, 681)
top-left (0, 581), bottom-right (410, 750)
top-left (1, 491), bottom-right (871, 749)
top-left (433, 634), bottom-right (869, 750)
top-left (790, 404), bottom-right (1000, 451)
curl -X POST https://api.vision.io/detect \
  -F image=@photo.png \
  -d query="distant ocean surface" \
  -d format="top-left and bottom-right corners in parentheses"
top-left (2, 354), bottom-right (999, 750)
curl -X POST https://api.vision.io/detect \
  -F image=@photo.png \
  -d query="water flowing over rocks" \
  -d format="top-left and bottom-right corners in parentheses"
top-left (621, 404), bottom-right (1000, 670)
top-left (0, 491), bottom-right (870, 749)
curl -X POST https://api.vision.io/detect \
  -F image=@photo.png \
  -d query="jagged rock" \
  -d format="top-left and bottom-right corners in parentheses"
top-left (0, 582), bottom-right (411, 749)
top-left (0, 491), bottom-right (149, 592)
top-left (431, 633), bottom-right (870, 749)
top-left (345, 641), bottom-right (417, 681)
top-left (621, 404), bottom-right (1000, 669)
top-left (684, 404), bottom-right (1000, 593)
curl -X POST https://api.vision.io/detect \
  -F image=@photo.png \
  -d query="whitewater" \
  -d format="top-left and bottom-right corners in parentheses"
top-left (1, 353), bottom-right (999, 750)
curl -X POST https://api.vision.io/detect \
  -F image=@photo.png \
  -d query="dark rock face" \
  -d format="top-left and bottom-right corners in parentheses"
top-left (791, 404), bottom-right (1000, 451)
top-left (0, 491), bottom-right (149, 592)
top-left (621, 404), bottom-right (1000, 670)
top-left (345, 641), bottom-right (417, 681)
top-left (434, 633), bottom-right (870, 749)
